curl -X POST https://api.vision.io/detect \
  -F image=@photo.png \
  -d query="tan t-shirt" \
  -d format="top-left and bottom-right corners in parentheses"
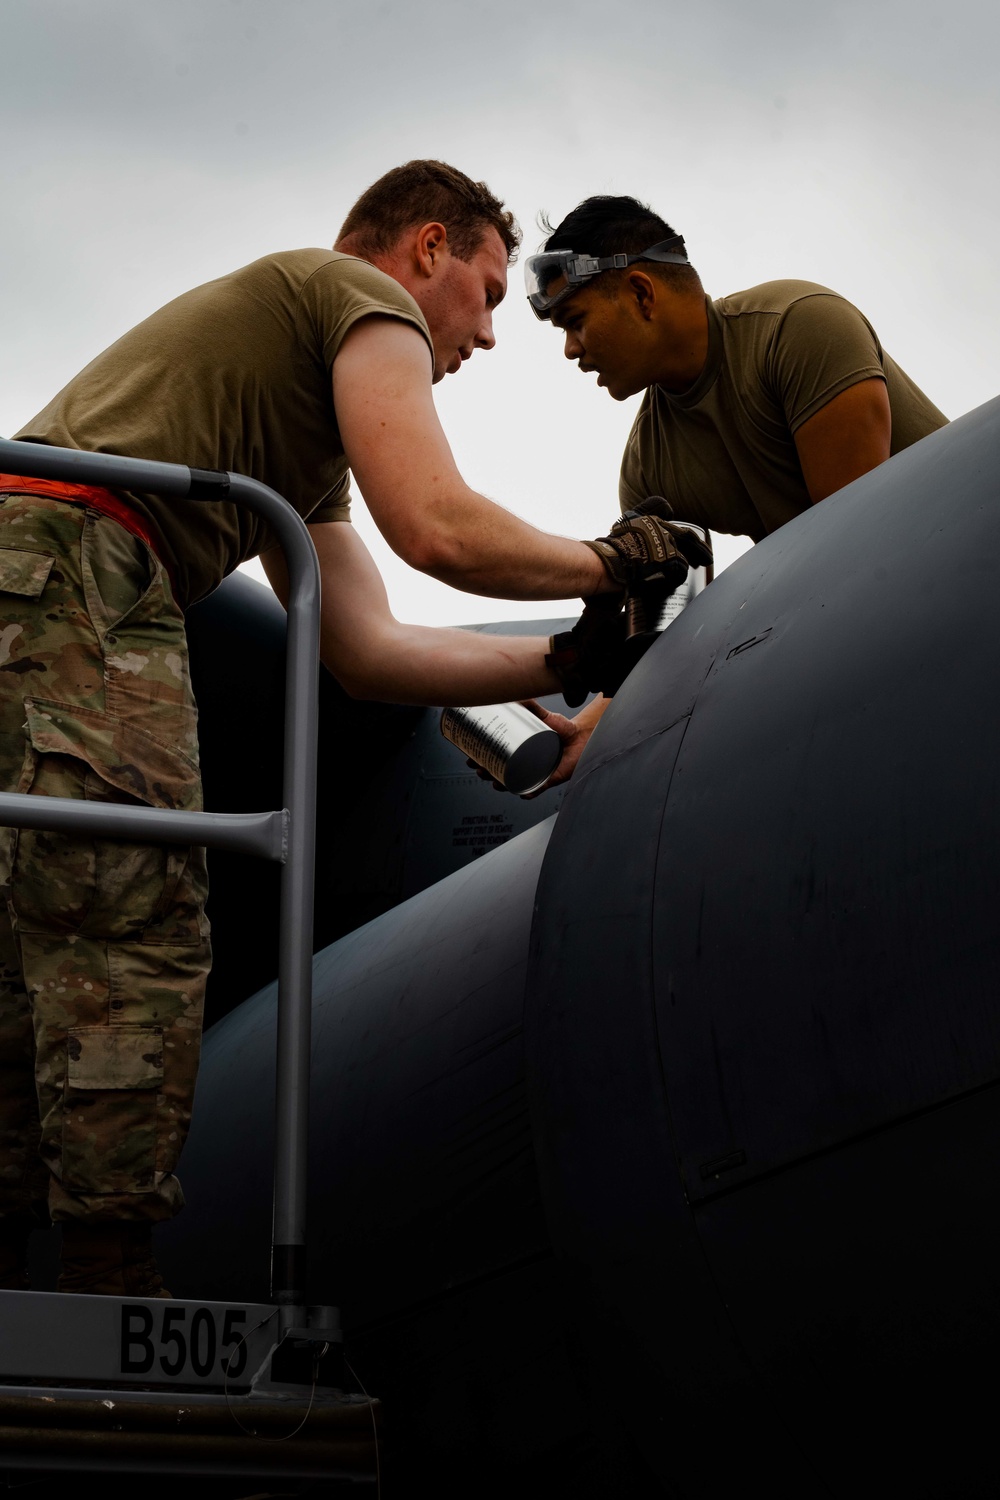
top-left (16, 250), bottom-right (434, 606)
top-left (619, 280), bottom-right (948, 540)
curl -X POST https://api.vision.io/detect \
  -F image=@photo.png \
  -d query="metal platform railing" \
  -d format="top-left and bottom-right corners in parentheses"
top-left (0, 438), bottom-right (321, 1322)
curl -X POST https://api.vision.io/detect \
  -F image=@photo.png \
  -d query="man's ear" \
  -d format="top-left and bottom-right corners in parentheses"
top-left (414, 222), bottom-right (449, 277)
top-left (625, 268), bottom-right (657, 320)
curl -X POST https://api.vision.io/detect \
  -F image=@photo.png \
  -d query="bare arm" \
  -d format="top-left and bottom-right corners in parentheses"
top-left (332, 316), bottom-right (611, 599)
top-left (261, 521), bottom-right (563, 705)
top-left (794, 377), bottom-right (892, 504)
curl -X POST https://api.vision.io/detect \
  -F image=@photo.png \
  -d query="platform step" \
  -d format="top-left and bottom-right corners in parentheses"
top-left (0, 1383), bottom-right (379, 1480)
top-left (0, 1288), bottom-right (292, 1390)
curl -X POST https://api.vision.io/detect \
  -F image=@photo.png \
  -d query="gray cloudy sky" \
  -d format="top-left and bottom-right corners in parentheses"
top-left (2, 0), bottom-right (996, 622)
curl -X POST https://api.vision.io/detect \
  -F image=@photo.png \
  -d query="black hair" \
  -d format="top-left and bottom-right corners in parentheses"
top-left (540, 195), bottom-right (699, 289)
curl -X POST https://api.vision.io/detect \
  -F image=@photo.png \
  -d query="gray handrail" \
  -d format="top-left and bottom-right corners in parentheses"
top-left (0, 797), bottom-right (287, 860)
top-left (0, 439), bottom-right (320, 1316)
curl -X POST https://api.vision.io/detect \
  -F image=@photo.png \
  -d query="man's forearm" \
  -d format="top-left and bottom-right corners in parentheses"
top-left (328, 620), bottom-right (561, 706)
top-left (268, 524), bottom-right (589, 706)
top-left (382, 486), bottom-right (612, 600)
top-left (333, 319), bottom-right (613, 601)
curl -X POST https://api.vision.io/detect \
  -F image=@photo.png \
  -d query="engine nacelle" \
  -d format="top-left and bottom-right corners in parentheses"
top-left (162, 397), bottom-right (1000, 1498)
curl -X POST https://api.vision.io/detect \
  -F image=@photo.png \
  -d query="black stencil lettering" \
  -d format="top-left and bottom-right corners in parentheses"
top-left (120, 1305), bottom-right (155, 1374)
top-left (189, 1307), bottom-right (216, 1377)
top-left (159, 1304), bottom-right (188, 1376)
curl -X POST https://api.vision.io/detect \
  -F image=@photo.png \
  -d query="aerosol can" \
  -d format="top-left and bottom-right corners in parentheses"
top-left (626, 556), bottom-right (708, 638)
top-left (441, 702), bottom-right (561, 795)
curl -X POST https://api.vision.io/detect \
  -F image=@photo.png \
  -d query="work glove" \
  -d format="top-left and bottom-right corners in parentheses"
top-left (610, 497), bottom-right (713, 666)
top-left (584, 495), bottom-right (714, 597)
top-left (626, 504), bottom-right (711, 631)
top-left (549, 501), bottom-right (713, 707)
top-left (545, 595), bottom-right (628, 707)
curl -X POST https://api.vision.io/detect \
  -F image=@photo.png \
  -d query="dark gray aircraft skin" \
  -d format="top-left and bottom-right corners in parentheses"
top-left (149, 396), bottom-right (1000, 1497)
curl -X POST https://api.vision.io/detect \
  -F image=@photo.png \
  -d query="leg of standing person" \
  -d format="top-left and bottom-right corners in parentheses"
top-left (0, 495), bottom-right (211, 1294)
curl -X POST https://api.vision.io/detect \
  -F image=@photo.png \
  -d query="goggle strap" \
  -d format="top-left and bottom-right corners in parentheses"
top-left (562, 236), bottom-right (688, 283)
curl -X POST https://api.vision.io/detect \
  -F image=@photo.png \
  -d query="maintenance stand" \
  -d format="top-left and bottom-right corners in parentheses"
top-left (0, 439), bottom-right (379, 1490)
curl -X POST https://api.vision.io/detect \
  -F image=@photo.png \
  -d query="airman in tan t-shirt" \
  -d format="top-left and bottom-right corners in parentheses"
top-left (18, 250), bottom-right (436, 607)
top-left (619, 280), bottom-right (946, 540)
top-left (524, 191), bottom-right (949, 781)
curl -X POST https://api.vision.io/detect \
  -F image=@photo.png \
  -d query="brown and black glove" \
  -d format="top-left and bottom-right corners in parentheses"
top-left (584, 495), bottom-right (714, 597)
top-left (575, 497), bottom-right (714, 693)
top-left (549, 499), bottom-right (713, 707)
top-left (545, 595), bottom-right (628, 708)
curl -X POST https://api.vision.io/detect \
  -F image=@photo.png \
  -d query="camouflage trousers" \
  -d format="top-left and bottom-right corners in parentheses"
top-left (0, 496), bottom-right (210, 1223)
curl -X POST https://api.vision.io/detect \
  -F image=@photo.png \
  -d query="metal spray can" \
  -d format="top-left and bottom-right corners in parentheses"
top-left (626, 553), bottom-right (710, 638)
top-left (440, 702), bottom-right (562, 796)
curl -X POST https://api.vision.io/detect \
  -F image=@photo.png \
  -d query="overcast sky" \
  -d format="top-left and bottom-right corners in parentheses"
top-left (2, 0), bottom-right (996, 623)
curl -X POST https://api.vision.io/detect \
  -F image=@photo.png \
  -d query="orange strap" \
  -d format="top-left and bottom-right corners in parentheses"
top-left (0, 473), bottom-right (171, 581)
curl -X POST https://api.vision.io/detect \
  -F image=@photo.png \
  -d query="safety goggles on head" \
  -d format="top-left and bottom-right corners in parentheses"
top-left (524, 235), bottom-right (689, 320)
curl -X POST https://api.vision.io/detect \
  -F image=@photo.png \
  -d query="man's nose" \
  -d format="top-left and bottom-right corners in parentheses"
top-left (476, 312), bottom-right (496, 351)
top-left (563, 330), bottom-right (582, 360)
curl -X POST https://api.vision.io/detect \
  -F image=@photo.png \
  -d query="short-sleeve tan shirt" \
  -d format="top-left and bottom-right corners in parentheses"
top-left (16, 250), bottom-right (434, 606)
top-left (618, 280), bottom-right (948, 540)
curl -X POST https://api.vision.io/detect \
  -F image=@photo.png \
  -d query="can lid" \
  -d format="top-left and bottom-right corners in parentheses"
top-left (504, 723), bottom-right (562, 795)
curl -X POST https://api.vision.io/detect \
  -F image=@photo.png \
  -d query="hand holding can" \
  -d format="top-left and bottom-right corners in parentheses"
top-left (441, 702), bottom-right (562, 796)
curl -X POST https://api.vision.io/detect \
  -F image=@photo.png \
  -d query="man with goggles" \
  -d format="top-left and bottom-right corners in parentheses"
top-left (524, 235), bottom-right (691, 321)
top-left (524, 193), bottom-right (948, 786)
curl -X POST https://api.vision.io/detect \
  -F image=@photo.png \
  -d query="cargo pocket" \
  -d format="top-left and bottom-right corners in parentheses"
top-left (62, 1024), bottom-right (162, 1194)
top-left (81, 512), bottom-right (152, 638)
top-left (10, 697), bottom-right (206, 944)
top-left (0, 546), bottom-right (54, 600)
top-left (0, 546), bottom-right (55, 680)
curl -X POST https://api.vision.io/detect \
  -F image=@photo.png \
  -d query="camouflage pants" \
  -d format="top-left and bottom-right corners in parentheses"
top-left (0, 496), bottom-right (210, 1223)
